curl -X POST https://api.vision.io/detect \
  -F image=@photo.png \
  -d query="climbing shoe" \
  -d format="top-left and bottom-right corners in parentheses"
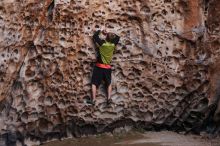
top-left (87, 98), bottom-right (95, 105)
top-left (106, 98), bottom-right (113, 105)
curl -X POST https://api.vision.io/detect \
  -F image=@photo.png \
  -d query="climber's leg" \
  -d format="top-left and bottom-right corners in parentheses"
top-left (92, 84), bottom-right (97, 101)
top-left (90, 66), bottom-right (102, 104)
top-left (104, 68), bottom-right (112, 104)
top-left (107, 84), bottom-right (112, 101)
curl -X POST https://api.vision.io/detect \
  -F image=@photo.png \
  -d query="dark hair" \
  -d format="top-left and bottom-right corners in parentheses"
top-left (106, 33), bottom-right (115, 42)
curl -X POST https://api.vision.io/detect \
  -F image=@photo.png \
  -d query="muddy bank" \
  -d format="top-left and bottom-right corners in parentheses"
top-left (40, 131), bottom-right (220, 146)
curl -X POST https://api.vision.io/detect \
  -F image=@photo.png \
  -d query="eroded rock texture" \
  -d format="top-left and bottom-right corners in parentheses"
top-left (0, 0), bottom-right (219, 145)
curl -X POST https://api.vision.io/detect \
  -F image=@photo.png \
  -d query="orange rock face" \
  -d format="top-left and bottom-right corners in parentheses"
top-left (0, 0), bottom-right (219, 145)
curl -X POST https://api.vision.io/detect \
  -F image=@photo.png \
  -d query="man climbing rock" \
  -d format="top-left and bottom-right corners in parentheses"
top-left (88, 30), bottom-right (120, 105)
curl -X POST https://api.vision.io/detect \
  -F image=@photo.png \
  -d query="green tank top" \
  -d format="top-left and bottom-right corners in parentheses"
top-left (99, 42), bottom-right (115, 64)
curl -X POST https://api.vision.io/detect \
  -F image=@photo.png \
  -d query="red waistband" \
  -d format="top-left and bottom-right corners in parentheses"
top-left (96, 63), bottom-right (111, 69)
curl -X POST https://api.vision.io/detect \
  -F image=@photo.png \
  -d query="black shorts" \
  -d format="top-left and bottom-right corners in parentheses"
top-left (91, 66), bottom-right (112, 87)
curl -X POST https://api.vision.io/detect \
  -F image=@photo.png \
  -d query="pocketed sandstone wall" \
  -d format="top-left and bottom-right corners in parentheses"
top-left (0, 0), bottom-right (219, 145)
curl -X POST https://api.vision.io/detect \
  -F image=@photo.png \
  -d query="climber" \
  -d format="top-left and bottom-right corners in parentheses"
top-left (88, 30), bottom-right (120, 105)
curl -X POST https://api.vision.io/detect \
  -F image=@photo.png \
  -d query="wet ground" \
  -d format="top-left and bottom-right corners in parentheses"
top-left (40, 131), bottom-right (220, 146)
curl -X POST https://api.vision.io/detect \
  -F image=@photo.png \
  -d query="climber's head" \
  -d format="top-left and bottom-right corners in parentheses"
top-left (106, 32), bottom-right (116, 43)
